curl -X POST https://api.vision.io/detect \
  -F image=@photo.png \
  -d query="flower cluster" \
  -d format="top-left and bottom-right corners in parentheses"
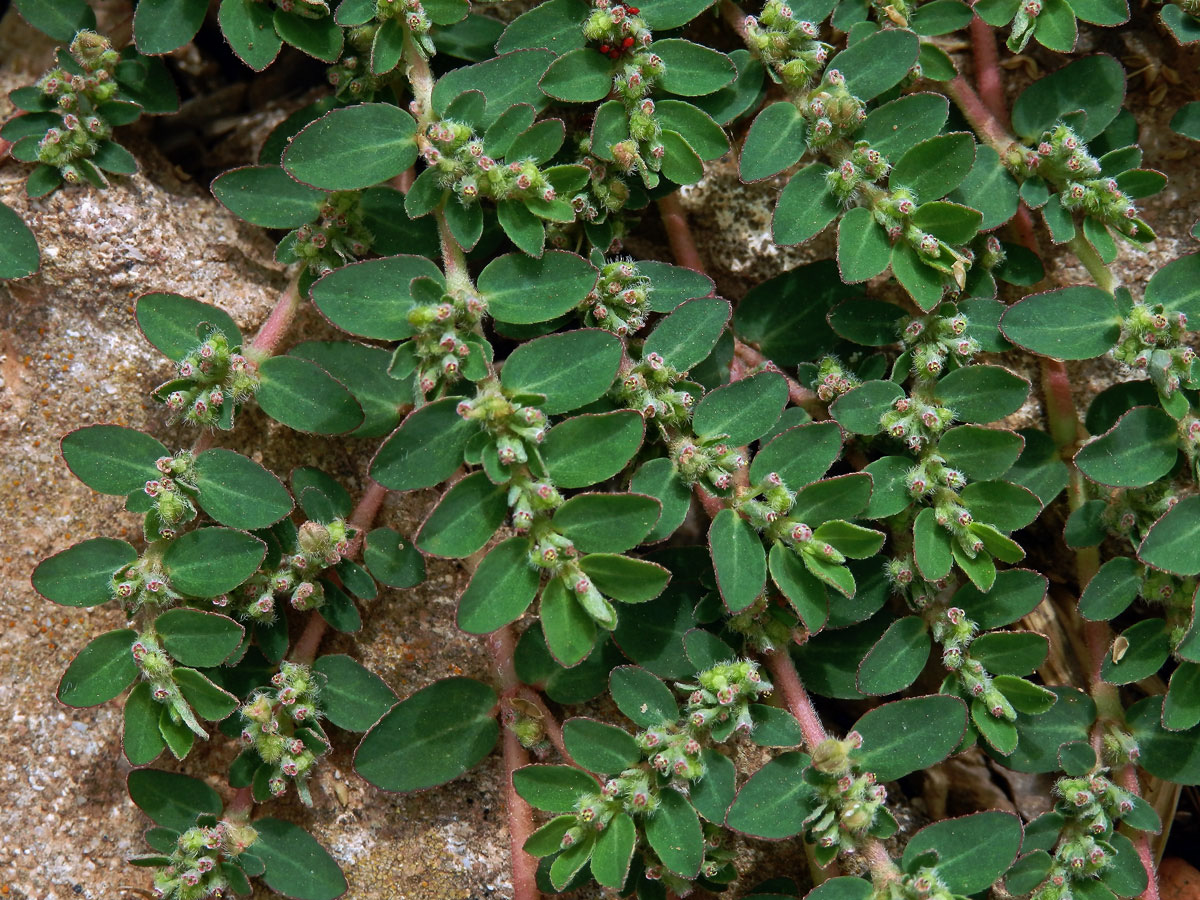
top-left (32, 31), bottom-right (120, 184)
top-left (613, 353), bottom-right (695, 422)
top-left (150, 820), bottom-right (259, 900)
top-left (131, 632), bottom-right (206, 738)
top-left (744, 0), bottom-right (832, 90)
top-left (805, 732), bottom-right (889, 861)
top-left (239, 662), bottom-right (328, 805)
top-left (880, 394), bottom-right (954, 453)
top-left (394, 280), bottom-right (487, 396)
top-left (825, 142), bottom-right (891, 204)
top-left (230, 519), bottom-right (352, 621)
top-left (812, 356), bottom-right (861, 402)
top-left (139, 451), bottom-right (201, 540)
top-left (113, 549), bottom-right (181, 612)
top-left (1114, 303), bottom-right (1195, 396)
top-left (803, 69), bottom-right (866, 148)
top-left (421, 119), bottom-right (559, 208)
top-left (456, 380), bottom-right (549, 468)
top-left (580, 259), bottom-right (653, 335)
top-left (583, 0), bottom-right (652, 60)
top-left (671, 436), bottom-right (746, 490)
top-left (290, 191), bottom-right (375, 276)
top-left (158, 327), bottom-right (260, 430)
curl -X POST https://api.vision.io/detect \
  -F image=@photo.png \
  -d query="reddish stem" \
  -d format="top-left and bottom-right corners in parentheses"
top-left (657, 193), bottom-right (706, 274)
top-left (249, 277), bottom-right (302, 358)
top-left (224, 786), bottom-right (254, 822)
top-left (944, 77), bottom-right (1012, 156)
top-left (763, 649), bottom-right (827, 749)
top-left (291, 481), bottom-right (389, 666)
top-left (516, 686), bottom-right (576, 767)
top-left (734, 339), bottom-right (825, 419)
top-left (1118, 765), bottom-right (1162, 900)
top-left (969, 17), bottom-right (1008, 128)
top-left (489, 627), bottom-right (541, 900)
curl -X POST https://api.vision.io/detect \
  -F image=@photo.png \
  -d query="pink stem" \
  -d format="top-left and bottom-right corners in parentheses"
top-left (224, 786), bottom-right (254, 822)
top-left (944, 76), bottom-right (1012, 155)
top-left (969, 17), bottom-right (1008, 128)
top-left (1118, 766), bottom-right (1162, 900)
top-left (249, 278), bottom-right (302, 358)
top-left (489, 627), bottom-right (541, 900)
top-left (657, 193), bottom-right (707, 274)
top-left (764, 649), bottom-right (827, 749)
top-left (734, 339), bottom-right (825, 418)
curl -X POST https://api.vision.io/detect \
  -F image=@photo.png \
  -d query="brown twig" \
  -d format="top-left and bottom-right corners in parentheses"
top-left (657, 193), bottom-right (707, 274)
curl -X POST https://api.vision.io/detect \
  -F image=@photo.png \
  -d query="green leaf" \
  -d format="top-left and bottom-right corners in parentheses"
top-left (891, 240), bottom-right (945, 311)
top-left (640, 260), bottom-right (715, 313)
top-left (890, 133), bottom-right (976, 201)
top-left (1076, 407), bottom-right (1179, 489)
top-left (693, 371), bottom-right (788, 444)
top-left (283, 103), bottom-right (417, 190)
top-left (655, 101), bottom-right (729, 160)
top-left (637, 0), bottom-right (717, 27)
top-left (13, 0), bottom-right (96, 40)
top-left (993, 686), bottom-right (1094, 773)
top-left (939, 426), bottom-right (1024, 481)
top-left (501, 329), bottom-right (622, 414)
top-left (0, 201), bottom-right (39, 279)
top-left (805, 878), bottom-right (873, 900)
top-left (540, 49), bottom-right (612, 103)
top-left (563, 718), bottom-right (640, 773)
top-left (651, 39), bottom-right (735, 96)
top-left (1172, 102), bottom-right (1200, 141)
top-left (851, 694), bottom-right (967, 781)
top-left (961, 480), bottom-right (1043, 531)
top-left (155, 609), bottom-right (244, 667)
top-left (497, 199), bottom-right (546, 256)
top-left (954, 569), bottom-right (1047, 628)
top-left (480, 250), bottom-right (597, 325)
top-left (831, 27), bottom-right (920, 101)
top-left (773, 164), bottom-right (840, 245)
top-left (163, 528), bottom-right (266, 597)
top-left (643, 297), bottom-right (731, 371)
top-left (174, 668), bottom-right (239, 721)
top-left (1146, 251), bottom-right (1200, 320)
top-left (218, 0), bottom-right (283, 71)
top-left (837, 207), bottom-right (892, 283)
top-left (274, 9), bottom-right (344, 61)
top-left (1164, 663), bottom-right (1200, 731)
top-left (1013, 55), bottom-right (1125, 142)
top-left (34, 537), bottom-right (136, 608)
top-left (631, 459), bottom-right (691, 543)
top-left (830, 380), bottom-right (903, 434)
top-left (751, 422), bottom-right (843, 489)
top-left (555, 493), bottom-right (662, 553)
top-left (211, 166), bottom-right (325, 228)
top-left (370, 397), bottom-right (477, 491)
top-left (813, 520), bottom-right (885, 558)
top-left (1079, 557), bottom-right (1142, 621)
top-left (253, 817), bottom-right (347, 900)
top-left (542, 411), bottom-right (644, 488)
top-left (862, 456), bottom-right (912, 519)
top-left (691, 48), bottom-right (766, 125)
top-left (828, 299), bottom-right (906, 347)
top-left (313, 654), bottom-right (397, 732)
top-left (645, 786), bottom-right (703, 877)
top-left (311, 255), bottom-right (445, 341)
top-left (740, 102), bottom-right (806, 182)
top-left (861, 93), bottom-right (949, 157)
top-left (913, 508), bottom-right (953, 581)
top-left (910, 0), bottom-right (973, 33)
top-left (1138, 495), bottom-right (1200, 576)
top-left (709, 509), bottom-right (767, 613)
top-left (1000, 286), bottom-right (1120, 360)
top-left (790, 474), bottom-right (872, 526)
top-left (591, 811), bottom-right (636, 888)
top-left (949, 146), bottom-right (1019, 231)
top-left (363, 527), bottom-right (426, 589)
top-left (1032, 0), bottom-right (1077, 50)
top-left (610, 665), bottom-right (678, 727)
top-left (457, 537), bottom-right (540, 634)
top-left (1161, 2), bottom-right (1200, 43)
top-left (936, 364), bottom-right (1029, 424)
top-left (857, 616), bottom-right (929, 695)
top-left (726, 751), bottom-right (816, 838)
top-left (62, 425), bottom-right (167, 495)
top-left (911, 200), bottom-right (984, 245)
top-left (579, 554), bottom-right (670, 603)
top-left (257, 355), bottom-right (363, 435)
top-left (58, 628), bottom-right (138, 707)
top-left (432, 50), bottom-right (555, 128)
top-left (550, 832), bottom-right (596, 890)
top-left (524, 815), bottom-right (577, 857)
top-left (496, 0), bottom-right (589, 53)
top-left (514, 764), bottom-right (598, 812)
top-left (135, 292), bottom-right (241, 361)
top-left (659, 130), bottom-right (703, 186)
top-left (127, 768), bottom-right (222, 832)
top-left (769, 545), bottom-right (828, 630)
top-left (417, 472), bottom-right (508, 558)
top-left (542, 579), bottom-right (598, 665)
top-left (355, 677), bottom-right (499, 791)
top-left (133, 0), bottom-right (207, 55)
top-left (193, 448), bottom-right (292, 530)
top-left (1101, 619), bottom-right (1170, 685)
top-left (291, 339), bottom-right (411, 439)
top-left (690, 747), bottom-right (736, 823)
top-left (903, 812), bottom-right (1023, 894)
top-left (971, 631), bottom-right (1049, 675)
top-left (124, 682), bottom-right (166, 765)
top-left (1127, 696), bottom-right (1200, 784)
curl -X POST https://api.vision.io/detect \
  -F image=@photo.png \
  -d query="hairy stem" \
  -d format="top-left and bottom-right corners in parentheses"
top-left (247, 274), bottom-right (302, 361)
top-left (944, 77), bottom-right (1012, 157)
top-left (1067, 231), bottom-right (1117, 294)
top-left (224, 786), bottom-right (254, 823)
top-left (969, 17), bottom-right (1008, 128)
top-left (1117, 765), bottom-right (1162, 900)
top-left (489, 626), bottom-right (541, 900)
top-left (763, 649), bottom-right (827, 749)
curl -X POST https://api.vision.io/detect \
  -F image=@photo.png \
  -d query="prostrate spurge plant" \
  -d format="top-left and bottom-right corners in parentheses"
top-left (6, 0), bottom-right (1200, 896)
